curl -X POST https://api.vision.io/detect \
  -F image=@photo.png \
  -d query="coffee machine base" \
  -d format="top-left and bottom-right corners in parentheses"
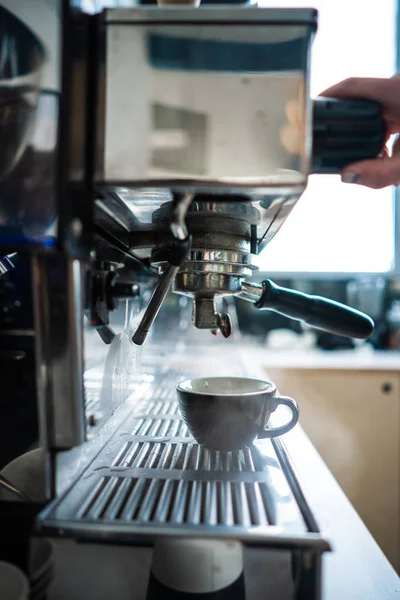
top-left (36, 347), bottom-right (329, 600)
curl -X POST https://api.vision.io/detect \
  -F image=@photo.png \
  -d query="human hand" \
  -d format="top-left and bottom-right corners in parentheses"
top-left (321, 75), bottom-right (400, 188)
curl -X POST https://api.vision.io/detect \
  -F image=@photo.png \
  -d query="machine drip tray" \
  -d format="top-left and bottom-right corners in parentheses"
top-left (37, 352), bottom-right (330, 557)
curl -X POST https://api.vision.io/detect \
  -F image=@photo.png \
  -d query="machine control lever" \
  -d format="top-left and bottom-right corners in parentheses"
top-left (238, 280), bottom-right (374, 340)
top-left (132, 263), bottom-right (180, 346)
top-left (133, 194), bottom-right (193, 346)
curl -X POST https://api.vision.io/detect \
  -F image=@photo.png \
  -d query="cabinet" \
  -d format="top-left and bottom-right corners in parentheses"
top-left (266, 367), bottom-right (400, 572)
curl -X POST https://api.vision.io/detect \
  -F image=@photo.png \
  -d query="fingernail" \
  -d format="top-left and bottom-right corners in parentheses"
top-left (341, 172), bottom-right (361, 184)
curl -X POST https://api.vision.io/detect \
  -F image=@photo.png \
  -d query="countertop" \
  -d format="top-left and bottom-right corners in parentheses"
top-left (243, 346), bottom-right (400, 371)
top-left (282, 424), bottom-right (400, 599)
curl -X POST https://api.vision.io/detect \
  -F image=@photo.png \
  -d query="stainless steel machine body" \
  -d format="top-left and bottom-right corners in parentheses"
top-left (24, 3), bottom-right (322, 447)
top-left (98, 7), bottom-right (312, 190)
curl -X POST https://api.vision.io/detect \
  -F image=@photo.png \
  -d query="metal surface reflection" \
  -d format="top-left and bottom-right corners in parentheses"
top-left (0, 3), bottom-right (59, 247)
top-left (98, 8), bottom-right (314, 191)
top-left (0, 6), bottom-right (46, 181)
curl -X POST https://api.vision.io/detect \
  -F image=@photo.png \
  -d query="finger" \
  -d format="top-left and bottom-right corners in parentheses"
top-left (320, 77), bottom-right (392, 104)
top-left (382, 134), bottom-right (400, 160)
top-left (386, 121), bottom-right (400, 136)
top-left (392, 135), bottom-right (400, 155)
top-left (341, 155), bottom-right (400, 189)
top-left (382, 130), bottom-right (397, 157)
top-left (320, 77), bottom-right (400, 126)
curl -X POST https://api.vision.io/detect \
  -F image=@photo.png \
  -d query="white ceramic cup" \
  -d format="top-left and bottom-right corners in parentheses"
top-left (0, 562), bottom-right (30, 600)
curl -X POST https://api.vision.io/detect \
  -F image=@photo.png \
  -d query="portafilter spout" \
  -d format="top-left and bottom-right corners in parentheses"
top-left (193, 296), bottom-right (232, 338)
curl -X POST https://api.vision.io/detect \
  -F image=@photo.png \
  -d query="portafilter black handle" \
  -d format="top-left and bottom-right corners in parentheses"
top-left (312, 97), bottom-right (386, 174)
top-left (252, 279), bottom-right (374, 339)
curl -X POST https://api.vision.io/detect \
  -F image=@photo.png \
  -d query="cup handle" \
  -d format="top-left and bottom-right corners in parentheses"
top-left (258, 396), bottom-right (299, 439)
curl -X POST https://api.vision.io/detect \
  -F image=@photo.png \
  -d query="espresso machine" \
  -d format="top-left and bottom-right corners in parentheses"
top-left (0, 1), bottom-right (386, 598)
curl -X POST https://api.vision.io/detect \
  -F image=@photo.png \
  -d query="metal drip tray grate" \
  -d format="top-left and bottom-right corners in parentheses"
top-left (37, 352), bottom-right (330, 552)
top-left (113, 440), bottom-right (264, 472)
top-left (78, 476), bottom-right (272, 527)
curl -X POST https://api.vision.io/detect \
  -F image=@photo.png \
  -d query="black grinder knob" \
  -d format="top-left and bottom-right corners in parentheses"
top-left (311, 97), bottom-right (386, 174)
